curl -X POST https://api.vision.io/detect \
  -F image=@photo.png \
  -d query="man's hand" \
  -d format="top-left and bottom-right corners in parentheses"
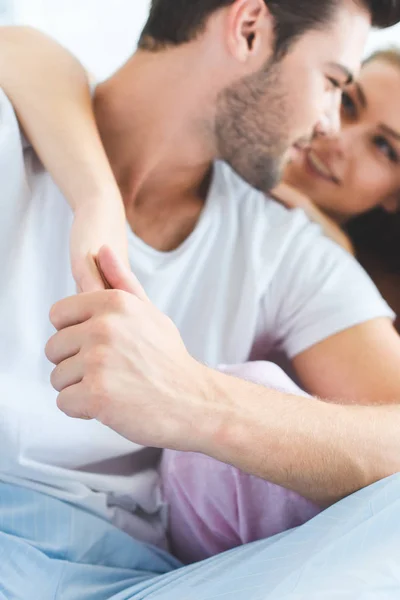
top-left (46, 250), bottom-right (400, 503)
top-left (46, 246), bottom-right (211, 451)
top-left (70, 202), bottom-right (130, 293)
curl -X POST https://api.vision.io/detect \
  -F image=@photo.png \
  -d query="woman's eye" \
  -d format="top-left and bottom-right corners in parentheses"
top-left (373, 135), bottom-right (398, 163)
top-left (327, 77), bottom-right (341, 90)
top-left (341, 92), bottom-right (357, 119)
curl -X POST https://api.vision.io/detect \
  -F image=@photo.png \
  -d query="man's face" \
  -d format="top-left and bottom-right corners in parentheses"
top-left (215, 0), bottom-right (371, 192)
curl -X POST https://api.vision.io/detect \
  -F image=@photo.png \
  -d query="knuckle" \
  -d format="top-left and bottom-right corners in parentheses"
top-left (49, 303), bottom-right (61, 329)
top-left (107, 290), bottom-right (130, 313)
top-left (88, 316), bottom-right (116, 344)
top-left (50, 367), bottom-right (62, 392)
top-left (56, 391), bottom-right (87, 420)
top-left (56, 392), bottom-right (69, 415)
top-left (44, 337), bottom-right (55, 363)
top-left (82, 373), bottom-right (109, 413)
top-left (83, 346), bottom-right (109, 373)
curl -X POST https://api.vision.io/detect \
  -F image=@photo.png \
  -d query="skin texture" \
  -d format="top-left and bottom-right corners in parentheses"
top-left (0, 27), bottom-right (129, 292)
top-left (272, 56), bottom-right (400, 334)
top-left (214, 2), bottom-right (370, 193)
top-left (46, 247), bottom-right (400, 505)
top-left (93, 0), bottom-right (370, 252)
top-left (3, 2), bottom-right (400, 512)
top-left (283, 59), bottom-right (400, 221)
top-left (43, 1), bottom-right (400, 504)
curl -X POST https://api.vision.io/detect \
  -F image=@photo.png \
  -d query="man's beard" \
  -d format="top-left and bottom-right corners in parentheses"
top-left (215, 58), bottom-right (290, 192)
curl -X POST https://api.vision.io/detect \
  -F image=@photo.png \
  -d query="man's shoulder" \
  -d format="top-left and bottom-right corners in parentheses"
top-left (209, 162), bottom-right (347, 296)
top-left (213, 166), bottom-right (375, 285)
top-left (213, 161), bottom-right (309, 232)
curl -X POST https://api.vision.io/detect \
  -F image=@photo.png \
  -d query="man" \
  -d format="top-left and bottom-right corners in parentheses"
top-left (47, 0), bottom-right (400, 501)
top-left (2, 0), bottom-right (400, 598)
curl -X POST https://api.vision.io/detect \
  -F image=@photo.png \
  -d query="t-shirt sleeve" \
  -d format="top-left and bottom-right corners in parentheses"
top-left (0, 88), bottom-right (31, 260)
top-left (263, 216), bottom-right (396, 360)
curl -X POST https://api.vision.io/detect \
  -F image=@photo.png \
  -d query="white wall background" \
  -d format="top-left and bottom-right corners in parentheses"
top-left (11, 0), bottom-right (151, 78)
top-left (365, 23), bottom-right (400, 55)
top-left (1, 0), bottom-right (400, 78)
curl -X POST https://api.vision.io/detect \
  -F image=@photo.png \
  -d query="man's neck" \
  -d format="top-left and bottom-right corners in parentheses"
top-left (94, 49), bottom-right (217, 212)
top-left (93, 49), bottom-right (221, 251)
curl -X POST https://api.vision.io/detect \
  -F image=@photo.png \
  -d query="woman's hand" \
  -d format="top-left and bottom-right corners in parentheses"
top-left (270, 182), bottom-right (313, 211)
top-left (270, 183), bottom-right (354, 254)
top-left (70, 200), bottom-right (130, 292)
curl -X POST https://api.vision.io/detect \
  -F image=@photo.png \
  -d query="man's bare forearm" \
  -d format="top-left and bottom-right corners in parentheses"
top-left (47, 278), bottom-right (400, 505)
top-left (199, 367), bottom-right (400, 506)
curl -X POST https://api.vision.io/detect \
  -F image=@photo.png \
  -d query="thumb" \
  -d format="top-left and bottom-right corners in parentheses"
top-left (77, 254), bottom-right (108, 294)
top-left (96, 245), bottom-right (149, 301)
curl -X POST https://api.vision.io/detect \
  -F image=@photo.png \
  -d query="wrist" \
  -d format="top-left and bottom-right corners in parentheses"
top-left (188, 364), bottom-right (242, 459)
top-left (71, 188), bottom-right (125, 216)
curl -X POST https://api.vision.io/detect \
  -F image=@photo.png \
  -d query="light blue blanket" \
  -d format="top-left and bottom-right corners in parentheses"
top-left (1, 475), bottom-right (399, 599)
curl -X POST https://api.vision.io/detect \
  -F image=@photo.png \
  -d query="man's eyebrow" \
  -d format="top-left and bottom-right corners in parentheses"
top-left (328, 62), bottom-right (354, 86)
top-left (379, 123), bottom-right (400, 142)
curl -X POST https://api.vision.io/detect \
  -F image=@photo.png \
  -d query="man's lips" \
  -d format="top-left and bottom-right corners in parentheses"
top-left (304, 149), bottom-right (340, 185)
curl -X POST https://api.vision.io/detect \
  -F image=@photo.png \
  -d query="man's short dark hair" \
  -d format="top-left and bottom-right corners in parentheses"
top-left (138, 0), bottom-right (400, 56)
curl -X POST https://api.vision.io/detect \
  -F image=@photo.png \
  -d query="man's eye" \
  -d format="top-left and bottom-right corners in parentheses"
top-left (327, 77), bottom-right (341, 90)
top-left (341, 92), bottom-right (357, 119)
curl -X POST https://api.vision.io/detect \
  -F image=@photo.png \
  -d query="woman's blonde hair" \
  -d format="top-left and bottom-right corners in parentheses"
top-left (364, 46), bottom-right (400, 69)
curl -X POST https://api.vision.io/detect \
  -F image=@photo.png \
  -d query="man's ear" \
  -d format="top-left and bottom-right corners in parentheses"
top-left (225, 0), bottom-right (274, 64)
top-left (382, 194), bottom-right (400, 214)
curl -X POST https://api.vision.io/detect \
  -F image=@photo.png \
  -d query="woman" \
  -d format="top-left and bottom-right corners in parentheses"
top-left (276, 49), bottom-right (400, 238)
top-left (273, 49), bottom-right (400, 326)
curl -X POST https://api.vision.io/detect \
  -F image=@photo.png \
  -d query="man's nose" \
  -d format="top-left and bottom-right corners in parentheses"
top-left (317, 89), bottom-right (342, 136)
top-left (312, 126), bottom-right (346, 162)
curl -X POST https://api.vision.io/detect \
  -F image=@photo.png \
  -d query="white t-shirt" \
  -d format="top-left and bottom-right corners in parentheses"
top-left (0, 90), bottom-right (394, 545)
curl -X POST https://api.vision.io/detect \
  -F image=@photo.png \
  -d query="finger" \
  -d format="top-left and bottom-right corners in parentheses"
top-left (45, 322), bottom-right (85, 365)
top-left (50, 292), bottom-right (103, 331)
top-left (79, 254), bottom-right (109, 293)
top-left (268, 183), bottom-right (286, 202)
top-left (51, 354), bottom-right (84, 392)
top-left (94, 255), bottom-right (112, 290)
top-left (97, 245), bottom-right (148, 301)
top-left (56, 382), bottom-right (93, 420)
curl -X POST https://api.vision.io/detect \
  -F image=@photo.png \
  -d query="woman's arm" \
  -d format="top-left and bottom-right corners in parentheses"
top-left (271, 183), bottom-right (354, 254)
top-left (0, 26), bottom-right (128, 290)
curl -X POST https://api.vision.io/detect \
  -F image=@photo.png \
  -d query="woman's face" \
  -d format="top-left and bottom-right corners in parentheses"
top-left (283, 59), bottom-right (400, 221)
